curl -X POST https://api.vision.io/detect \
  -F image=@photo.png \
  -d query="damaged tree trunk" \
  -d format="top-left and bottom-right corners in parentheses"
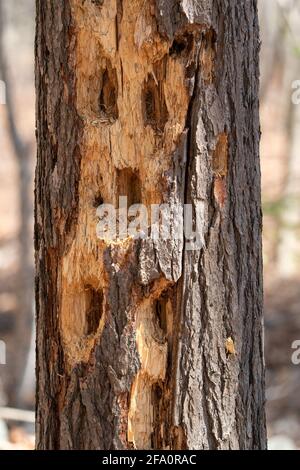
top-left (35, 0), bottom-right (266, 450)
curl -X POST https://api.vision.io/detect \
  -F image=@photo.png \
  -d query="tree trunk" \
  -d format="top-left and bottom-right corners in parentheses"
top-left (35, 0), bottom-right (266, 450)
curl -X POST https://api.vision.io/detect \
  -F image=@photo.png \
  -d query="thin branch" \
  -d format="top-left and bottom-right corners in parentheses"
top-left (0, 406), bottom-right (35, 423)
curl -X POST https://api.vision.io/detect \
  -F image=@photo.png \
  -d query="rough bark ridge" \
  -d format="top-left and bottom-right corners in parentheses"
top-left (35, 0), bottom-right (266, 449)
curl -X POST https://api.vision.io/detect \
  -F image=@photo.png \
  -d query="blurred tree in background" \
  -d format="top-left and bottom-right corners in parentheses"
top-left (260, 0), bottom-right (300, 450)
top-left (0, 0), bottom-right (35, 412)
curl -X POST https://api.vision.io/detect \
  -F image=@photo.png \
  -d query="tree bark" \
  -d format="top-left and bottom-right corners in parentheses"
top-left (35, 0), bottom-right (266, 450)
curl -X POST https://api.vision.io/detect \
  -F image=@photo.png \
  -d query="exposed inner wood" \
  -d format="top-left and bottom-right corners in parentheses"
top-left (212, 132), bottom-right (228, 208)
top-left (117, 168), bottom-right (142, 207)
top-left (127, 298), bottom-right (168, 449)
top-left (142, 62), bottom-right (169, 132)
top-left (212, 132), bottom-right (228, 177)
top-left (199, 28), bottom-right (216, 85)
top-left (98, 65), bottom-right (119, 120)
top-left (59, 0), bottom-right (197, 447)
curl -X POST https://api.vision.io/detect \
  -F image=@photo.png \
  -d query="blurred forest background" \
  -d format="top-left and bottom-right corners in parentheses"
top-left (0, 0), bottom-right (299, 450)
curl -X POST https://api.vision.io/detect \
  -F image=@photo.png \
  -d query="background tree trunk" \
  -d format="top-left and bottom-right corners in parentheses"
top-left (35, 0), bottom-right (266, 450)
top-left (0, 0), bottom-right (34, 407)
top-left (276, 3), bottom-right (300, 278)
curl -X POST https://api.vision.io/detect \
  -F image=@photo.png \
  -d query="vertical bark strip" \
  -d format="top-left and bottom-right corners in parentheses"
top-left (35, 0), bottom-right (266, 449)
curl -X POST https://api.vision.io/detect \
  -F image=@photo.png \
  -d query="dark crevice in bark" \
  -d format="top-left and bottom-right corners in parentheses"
top-left (85, 286), bottom-right (104, 336)
top-left (142, 69), bottom-right (169, 133)
top-left (117, 168), bottom-right (142, 206)
top-left (169, 32), bottom-right (194, 57)
top-left (93, 192), bottom-right (104, 208)
top-left (98, 67), bottom-right (119, 120)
